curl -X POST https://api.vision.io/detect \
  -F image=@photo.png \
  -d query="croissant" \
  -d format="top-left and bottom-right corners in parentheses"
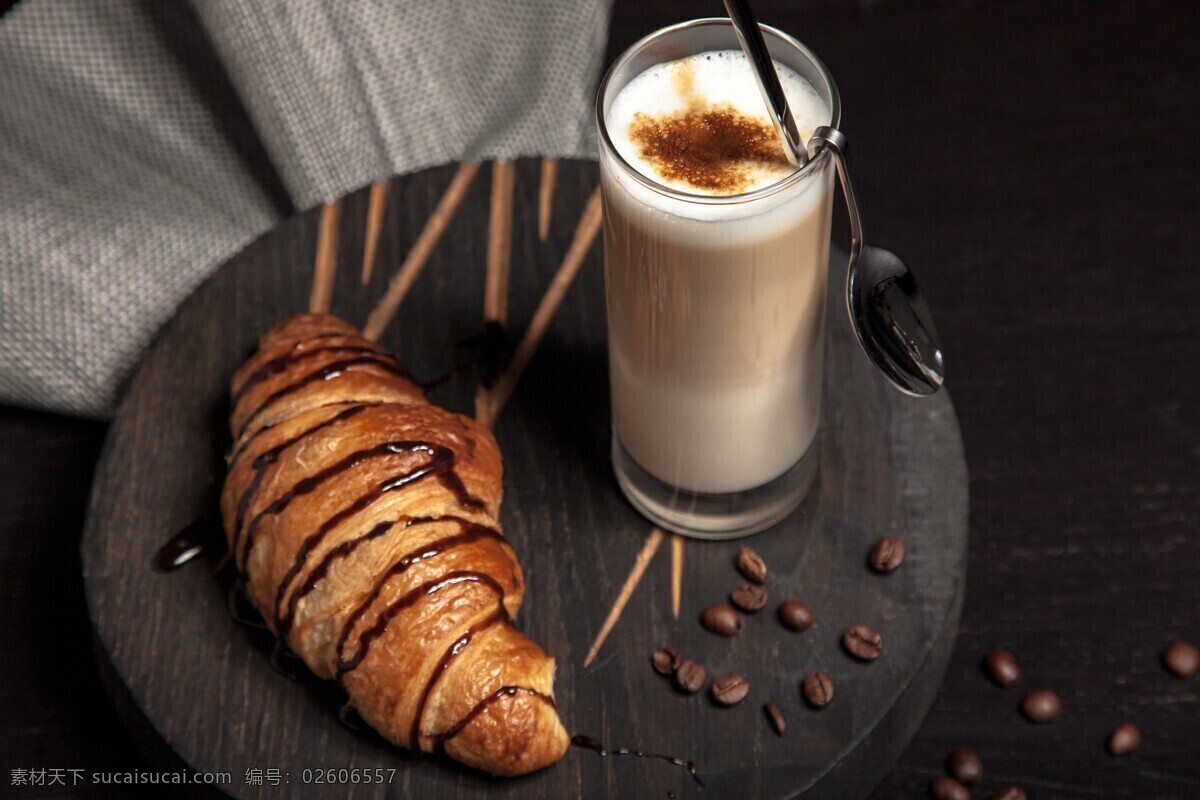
top-left (219, 313), bottom-right (569, 776)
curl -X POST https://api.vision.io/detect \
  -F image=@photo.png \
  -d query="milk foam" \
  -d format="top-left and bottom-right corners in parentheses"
top-left (607, 50), bottom-right (829, 196)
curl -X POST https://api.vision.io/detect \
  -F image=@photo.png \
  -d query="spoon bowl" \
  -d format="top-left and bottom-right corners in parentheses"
top-left (852, 244), bottom-right (945, 396)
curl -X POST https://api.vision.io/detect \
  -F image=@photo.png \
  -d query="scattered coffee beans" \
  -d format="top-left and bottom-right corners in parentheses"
top-left (984, 648), bottom-right (1021, 687)
top-left (991, 787), bottom-right (1026, 800)
top-left (652, 646), bottom-right (682, 676)
top-left (946, 747), bottom-right (982, 785)
top-left (1163, 639), bottom-right (1199, 677)
top-left (1108, 723), bottom-right (1140, 755)
top-left (710, 673), bottom-right (749, 706)
top-left (869, 535), bottom-right (906, 573)
top-left (730, 583), bottom-right (768, 613)
top-left (843, 624), bottom-right (883, 661)
top-left (929, 775), bottom-right (970, 800)
top-left (777, 600), bottom-right (814, 632)
top-left (1020, 689), bottom-right (1062, 723)
top-left (673, 659), bottom-right (707, 694)
top-left (802, 671), bottom-right (834, 708)
top-left (763, 702), bottom-right (786, 736)
top-left (700, 604), bottom-right (742, 637)
top-left (736, 547), bottom-right (768, 584)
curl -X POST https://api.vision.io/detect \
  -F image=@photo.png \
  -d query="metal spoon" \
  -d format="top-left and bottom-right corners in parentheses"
top-left (722, 0), bottom-right (945, 395)
top-left (723, 0), bottom-right (807, 167)
top-left (807, 127), bottom-right (945, 395)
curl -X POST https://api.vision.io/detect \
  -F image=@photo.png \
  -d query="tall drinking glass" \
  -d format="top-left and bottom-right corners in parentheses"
top-left (596, 19), bottom-right (840, 538)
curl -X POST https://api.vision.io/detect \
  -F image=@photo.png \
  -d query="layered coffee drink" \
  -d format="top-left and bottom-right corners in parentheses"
top-left (597, 21), bottom-right (839, 536)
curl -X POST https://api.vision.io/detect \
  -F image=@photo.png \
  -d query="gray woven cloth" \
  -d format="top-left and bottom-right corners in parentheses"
top-left (0, 0), bottom-right (611, 418)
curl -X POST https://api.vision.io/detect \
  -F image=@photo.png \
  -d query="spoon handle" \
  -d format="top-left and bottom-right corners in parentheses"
top-left (807, 126), bottom-right (862, 263)
top-left (722, 0), bottom-right (807, 166)
top-left (808, 126), bottom-right (863, 338)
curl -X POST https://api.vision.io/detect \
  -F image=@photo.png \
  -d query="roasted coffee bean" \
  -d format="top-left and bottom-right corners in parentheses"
top-left (673, 659), bottom-right (707, 694)
top-left (843, 624), bottom-right (883, 661)
top-left (730, 583), bottom-right (768, 612)
top-left (1021, 689), bottom-right (1062, 723)
top-left (946, 747), bottom-right (983, 785)
top-left (983, 648), bottom-right (1021, 687)
top-left (652, 646), bottom-right (682, 676)
top-left (869, 535), bottom-right (906, 573)
top-left (802, 671), bottom-right (834, 708)
top-left (1108, 723), bottom-right (1141, 755)
top-left (929, 775), bottom-right (970, 800)
top-left (777, 600), bottom-right (814, 632)
top-left (736, 546), bottom-right (768, 584)
top-left (710, 673), bottom-right (749, 706)
top-left (763, 702), bottom-right (786, 736)
top-left (990, 787), bottom-right (1026, 800)
top-left (1164, 639), bottom-right (1199, 677)
top-left (700, 604), bottom-right (742, 637)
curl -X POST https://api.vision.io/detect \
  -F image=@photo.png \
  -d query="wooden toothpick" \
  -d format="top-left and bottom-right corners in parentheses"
top-left (478, 186), bottom-right (602, 428)
top-left (671, 533), bottom-right (684, 620)
top-left (538, 158), bottom-right (559, 241)
top-left (363, 162), bottom-right (481, 341)
top-left (473, 386), bottom-right (492, 426)
top-left (485, 161), bottom-right (516, 325)
top-left (473, 161), bottom-right (518, 426)
top-left (583, 527), bottom-right (666, 668)
top-left (361, 180), bottom-right (390, 285)
top-left (309, 199), bottom-right (342, 313)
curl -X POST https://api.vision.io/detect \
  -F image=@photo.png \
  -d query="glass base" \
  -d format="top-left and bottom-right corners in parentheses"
top-left (611, 433), bottom-right (819, 539)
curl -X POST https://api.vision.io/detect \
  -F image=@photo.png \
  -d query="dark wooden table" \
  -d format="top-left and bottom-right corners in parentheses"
top-left (2, 1), bottom-right (1198, 798)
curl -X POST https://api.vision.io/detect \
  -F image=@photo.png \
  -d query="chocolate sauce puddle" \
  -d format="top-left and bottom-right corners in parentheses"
top-left (152, 523), bottom-right (207, 573)
top-left (152, 513), bottom-right (221, 573)
top-left (571, 734), bottom-right (703, 787)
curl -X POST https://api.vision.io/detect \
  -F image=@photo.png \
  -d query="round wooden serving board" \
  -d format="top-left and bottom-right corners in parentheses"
top-left (82, 160), bottom-right (968, 799)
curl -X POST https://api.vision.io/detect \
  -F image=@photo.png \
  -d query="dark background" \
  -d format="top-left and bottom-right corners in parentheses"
top-left (2, 0), bottom-right (1198, 798)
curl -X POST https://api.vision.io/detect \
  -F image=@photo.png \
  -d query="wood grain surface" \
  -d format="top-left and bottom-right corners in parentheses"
top-left (80, 159), bottom-right (966, 799)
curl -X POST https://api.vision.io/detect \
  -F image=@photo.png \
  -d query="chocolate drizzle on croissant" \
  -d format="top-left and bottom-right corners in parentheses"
top-left (231, 344), bottom-right (390, 406)
top-left (276, 516), bottom-right (505, 640)
top-left (240, 356), bottom-right (412, 433)
top-left (220, 313), bottom-right (568, 776)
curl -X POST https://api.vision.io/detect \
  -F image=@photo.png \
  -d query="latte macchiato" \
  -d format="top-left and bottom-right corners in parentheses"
top-left (598, 22), bottom-right (839, 535)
